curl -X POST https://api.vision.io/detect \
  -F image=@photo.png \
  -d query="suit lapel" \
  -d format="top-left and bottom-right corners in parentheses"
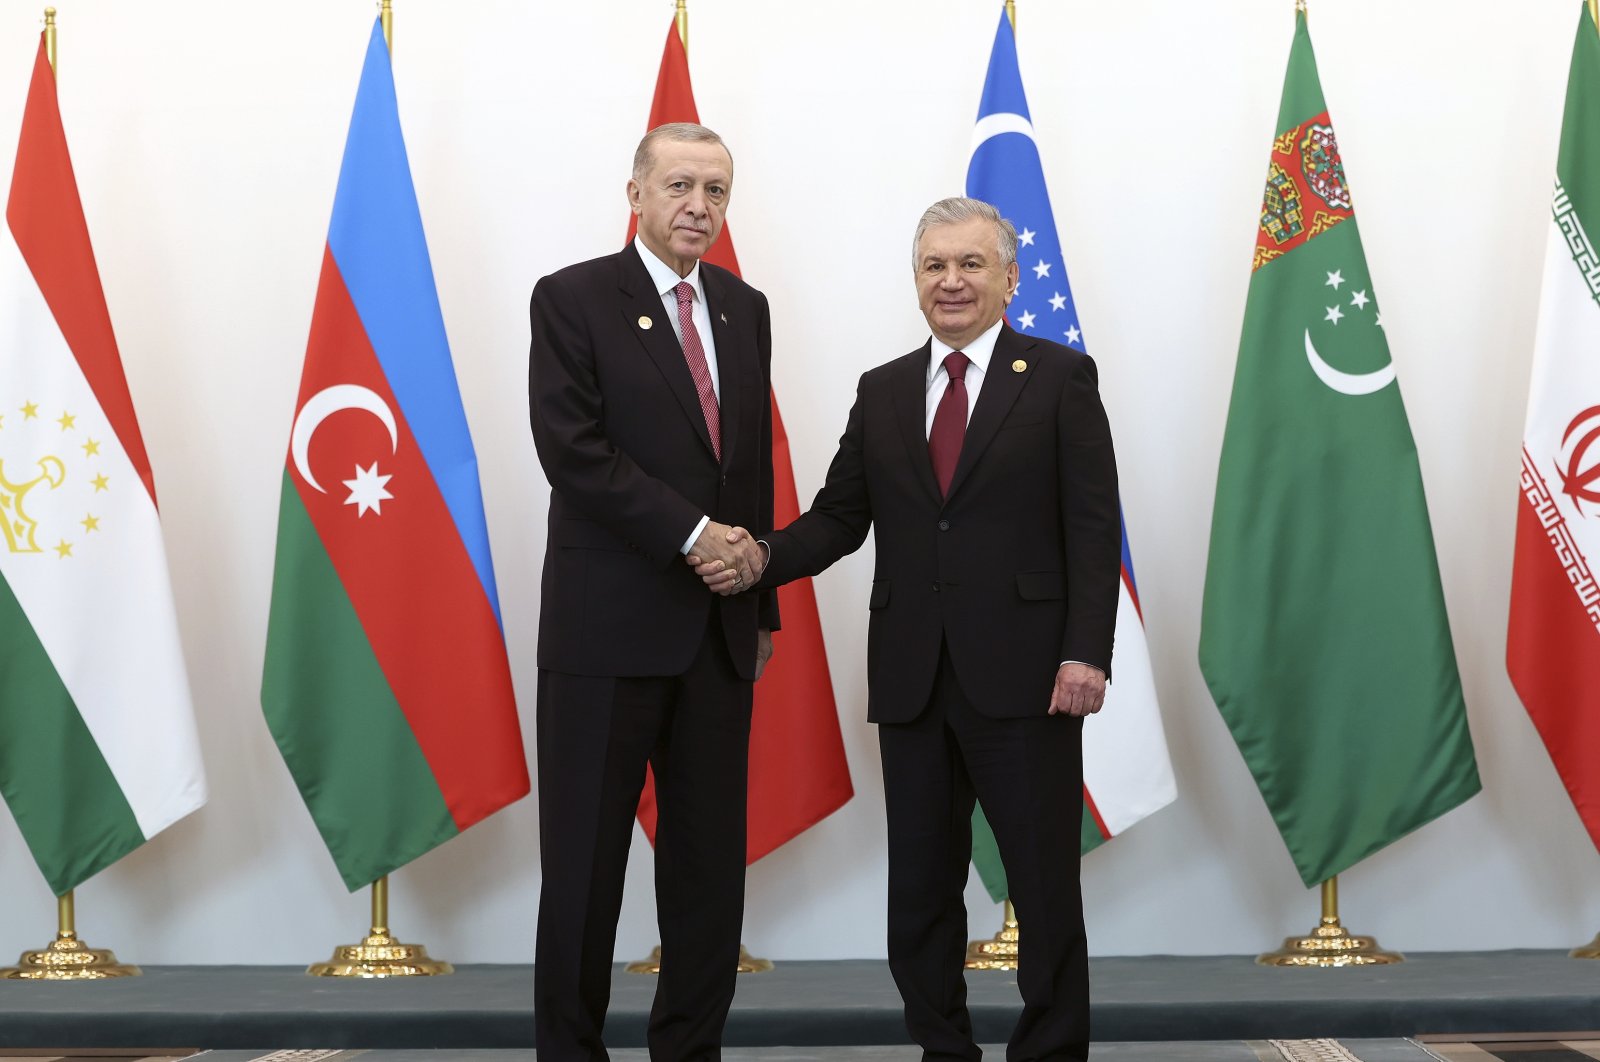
top-left (617, 245), bottom-right (719, 462)
top-left (892, 342), bottom-right (943, 504)
top-left (945, 325), bottom-right (1032, 501)
top-left (702, 267), bottom-right (741, 468)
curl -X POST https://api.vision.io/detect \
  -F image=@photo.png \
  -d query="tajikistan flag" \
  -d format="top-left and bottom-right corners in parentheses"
top-left (0, 36), bottom-right (205, 896)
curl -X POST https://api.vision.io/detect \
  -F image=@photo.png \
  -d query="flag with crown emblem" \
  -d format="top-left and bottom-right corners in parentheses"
top-left (964, 8), bottom-right (1176, 901)
top-left (0, 34), bottom-right (205, 896)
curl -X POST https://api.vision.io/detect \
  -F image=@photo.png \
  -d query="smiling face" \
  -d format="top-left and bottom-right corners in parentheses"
top-left (914, 216), bottom-right (1020, 349)
top-left (627, 137), bottom-right (733, 277)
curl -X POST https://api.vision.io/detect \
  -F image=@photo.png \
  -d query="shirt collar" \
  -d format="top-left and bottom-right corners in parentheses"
top-left (929, 318), bottom-right (1004, 381)
top-left (634, 239), bottom-right (704, 304)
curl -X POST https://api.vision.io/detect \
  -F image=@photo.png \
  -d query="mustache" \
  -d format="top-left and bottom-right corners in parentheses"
top-left (675, 220), bottom-right (711, 235)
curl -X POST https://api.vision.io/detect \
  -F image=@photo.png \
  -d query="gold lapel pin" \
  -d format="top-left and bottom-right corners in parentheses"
top-left (1012, 359), bottom-right (1027, 373)
top-left (638, 315), bottom-right (653, 330)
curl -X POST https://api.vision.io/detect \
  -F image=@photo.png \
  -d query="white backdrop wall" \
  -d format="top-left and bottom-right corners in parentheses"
top-left (0, 0), bottom-right (1590, 964)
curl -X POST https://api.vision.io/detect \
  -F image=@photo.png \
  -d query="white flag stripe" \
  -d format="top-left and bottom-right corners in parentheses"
top-left (0, 234), bottom-right (205, 837)
top-left (1083, 581), bottom-right (1177, 835)
top-left (1524, 207), bottom-right (1600, 485)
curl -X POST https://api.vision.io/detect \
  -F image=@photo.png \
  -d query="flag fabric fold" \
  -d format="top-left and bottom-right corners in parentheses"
top-left (965, 8), bottom-right (1176, 901)
top-left (1507, 3), bottom-right (1600, 853)
top-left (0, 36), bottom-right (205, 895)
top-left (630, 22), bottom-right (852, 864)
top-left (262, 20), bottom-right (527, 890)
top-left (1198, 10), bottom-right (1480, 888)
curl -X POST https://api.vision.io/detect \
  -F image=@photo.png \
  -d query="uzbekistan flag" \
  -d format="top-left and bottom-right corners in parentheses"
top-left (1508, 2), bottom-right (1600, 854)
top-left (629, 21), bottom-right (852, 863)
top-left (965, 8), bottom-right (1175, 899)
top-left (0, 35), bottom-right (205, 896)
top-left (262, 20), bottom-right (527, 890)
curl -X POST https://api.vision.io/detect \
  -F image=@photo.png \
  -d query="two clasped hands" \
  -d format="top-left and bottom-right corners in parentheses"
top-left (688, 522), bottom-right (773, 678)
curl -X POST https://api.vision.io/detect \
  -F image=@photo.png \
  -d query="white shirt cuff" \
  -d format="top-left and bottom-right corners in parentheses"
top-left (681, 515), bottom-right (711, 556)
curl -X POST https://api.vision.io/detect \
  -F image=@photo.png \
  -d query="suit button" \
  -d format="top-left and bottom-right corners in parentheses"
top-left (932, 581), bottom-right (940, 592)
top-left (937, 519), bottom-right (950, 531)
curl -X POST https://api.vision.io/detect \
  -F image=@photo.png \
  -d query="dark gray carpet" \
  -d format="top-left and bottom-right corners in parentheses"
top-left (0, 952), bottom-right (1593, 1048)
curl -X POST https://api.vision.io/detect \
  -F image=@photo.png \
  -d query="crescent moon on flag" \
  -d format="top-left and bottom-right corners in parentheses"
top-left (970, 112), bottom-right (1035, 154)
top-left (1303, 330), bottom-right (1395, 396)
top-left (290, 384), bottom-right (399, 493)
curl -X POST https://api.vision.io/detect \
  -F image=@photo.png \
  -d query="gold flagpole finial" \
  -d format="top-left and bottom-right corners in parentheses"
top-left (1295, 0), bottom-right (1307, 14)
top-left (381, 0), bottom-right (393, 55)
top-left (43, 7), bottom-right (56, 74)
top-left (1005, 0), bottom-right (1016, 32)
top-left (1590, 0), bottom-right (1598, 35)
top-left (675, 0), bottom-right (688, 53)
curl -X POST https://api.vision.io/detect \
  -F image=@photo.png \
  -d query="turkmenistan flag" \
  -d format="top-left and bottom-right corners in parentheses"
top-left (1, 35), bottom-right (205, 896)
top-left (1507, 3), bottom-right (1600, 854)
top-left (1197, 8), bottom-right (1480, 888)
top-left (262, 19), bottom-right (528, 891)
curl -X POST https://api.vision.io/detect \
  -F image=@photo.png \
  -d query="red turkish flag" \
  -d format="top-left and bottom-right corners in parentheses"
top-left (630, 22), bottom-right (852, 863)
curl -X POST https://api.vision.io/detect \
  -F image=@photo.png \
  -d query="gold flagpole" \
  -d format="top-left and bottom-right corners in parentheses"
top-left (0, 887), bottom-right (142, 980)
top-left (1258, 875), bottom-right (1403, 967)
top-left (622, 3), bottom-right (773, 976)
top-left (44, 5), bottom-right (56, 72)
top-left (963, 0), bottom-right (1023, 976)
top-left (303, 5), bottom-right (445, 979)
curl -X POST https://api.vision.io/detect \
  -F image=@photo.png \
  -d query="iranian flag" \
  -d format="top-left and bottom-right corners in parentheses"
top-left (1197, 8), bottom-right (1480, 888)
top-left (0, 36), bottom-right (205, 896)
top-left (1507, 4), bottom-right (1600, 853)
top-left (629, 21), bottom-right (853, 863)
top-left (262, 20), bottom-right (528, 890)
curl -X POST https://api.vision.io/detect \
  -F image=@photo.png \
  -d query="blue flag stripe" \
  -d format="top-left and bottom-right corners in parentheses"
top-left (324, 20), bottom-right (502, 622)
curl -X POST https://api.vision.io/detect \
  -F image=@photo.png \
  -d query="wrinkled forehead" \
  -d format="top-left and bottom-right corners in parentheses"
top-left (916, 221), bottom-right (999, 264)
top-left (647, 139), bottom-right (734, 180)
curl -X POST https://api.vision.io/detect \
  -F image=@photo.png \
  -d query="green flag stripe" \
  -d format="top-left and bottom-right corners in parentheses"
top-left (1558, 5), bottom-right (1600, 230)
top-left (0, 572), bottom-right (142, 895)
top-left (262, 474), bottom-right (457, 890)
top-left (971, 802), bottom-right (1110, 904)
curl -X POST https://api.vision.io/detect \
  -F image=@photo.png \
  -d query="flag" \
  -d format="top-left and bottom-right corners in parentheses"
top-left (963, 9), bottom-right (1177, 902)
top-left (1507, 3), bottom-right (1600, 853)
top-left (1198, 9), bottom-right (1479, 888)
top-left (0, 36), bottom-right (205, 895)
top-left (630, 22), bottom-right (852, 863)
top-left (262, 20), bottom-right (527, 891)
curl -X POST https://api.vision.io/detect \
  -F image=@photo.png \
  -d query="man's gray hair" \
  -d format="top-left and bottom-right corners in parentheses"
top-left (911, 197), bottom-right (1018, 270)
top-left (632, 122), bottom-right (731, 182)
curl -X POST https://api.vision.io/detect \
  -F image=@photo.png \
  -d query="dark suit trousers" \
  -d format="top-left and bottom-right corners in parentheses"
top-left (535, 609), bottom-right (752, 1062)
top-left (879, 646), bottom-right (1089, 1062)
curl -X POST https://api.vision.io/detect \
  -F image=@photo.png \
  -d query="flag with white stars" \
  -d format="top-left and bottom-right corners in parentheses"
top-left (964, 7), bottom-right (1175, 903)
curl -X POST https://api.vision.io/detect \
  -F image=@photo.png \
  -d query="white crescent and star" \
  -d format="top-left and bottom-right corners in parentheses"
top-left (290, 384), bottom-right (399, 494)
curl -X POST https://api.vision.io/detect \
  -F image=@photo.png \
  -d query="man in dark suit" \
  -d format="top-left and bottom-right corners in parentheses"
top-left (528, 122), bottom-right (777, 1062)
top-left (696, 197), bottom-right (1120, 1061)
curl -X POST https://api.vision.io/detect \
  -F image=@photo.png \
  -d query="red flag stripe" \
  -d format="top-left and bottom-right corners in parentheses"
top-left (6, 38), bottom-right (156, 504)
top-left (291, 250), bottom-right (528, 828)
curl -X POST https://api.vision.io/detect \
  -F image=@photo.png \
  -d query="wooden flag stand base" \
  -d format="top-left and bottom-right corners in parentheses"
top-left (308, 875), bottom-right (453, 978)
top-left (0, 890), bottom-right (140, 980)
top-left (1569, 932), bottom-right (1600, 959)
top-left (1258, 876), bottom-right (1403, 967)
top-left (625, 945), bottom-right (774, 974)
top-left (964, 899), bottom-right (1019, 971)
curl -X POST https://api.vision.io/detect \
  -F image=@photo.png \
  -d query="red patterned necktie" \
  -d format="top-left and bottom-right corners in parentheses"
top-left (928, 351), bottom-right (969, 498)
top-left (673, 281), bottom-right (721, 461)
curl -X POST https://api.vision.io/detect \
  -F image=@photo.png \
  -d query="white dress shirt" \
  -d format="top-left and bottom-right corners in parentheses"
top-left (925, 318), bottom-right (1003, 436)
top-left (633, 240), bottom-right (721, 554)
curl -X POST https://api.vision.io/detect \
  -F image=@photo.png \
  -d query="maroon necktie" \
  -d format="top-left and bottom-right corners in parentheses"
top-left (928, 351), bottom-right (969, 498)
top-left (673, 281), bottom-right (721, 461)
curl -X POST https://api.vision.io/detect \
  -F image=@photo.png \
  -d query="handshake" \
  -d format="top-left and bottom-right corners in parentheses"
top-left (687, 520), bottom-right (766, 596)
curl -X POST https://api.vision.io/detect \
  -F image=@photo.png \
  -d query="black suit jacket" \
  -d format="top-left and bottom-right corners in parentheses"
top-left (763, 325), bottom-right (1119, 722)
top-left (529, 242), bottom-right (778, 680)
